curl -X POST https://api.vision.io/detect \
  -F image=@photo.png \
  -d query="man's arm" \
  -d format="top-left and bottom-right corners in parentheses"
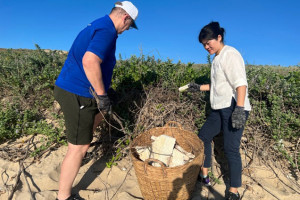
top-left (82, 51), bottom-right (106, 95)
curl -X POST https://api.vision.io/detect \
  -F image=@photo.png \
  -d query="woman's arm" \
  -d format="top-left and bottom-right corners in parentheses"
top-left (236, 85), bottom-right (246, 107)
top-left (200, 84), bottom-right (210, 91)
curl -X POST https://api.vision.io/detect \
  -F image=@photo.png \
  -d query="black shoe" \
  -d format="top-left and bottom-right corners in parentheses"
top-left (226, 191), bottom-right (240, 200)
top-left (56, 193), bottom-right (85, 200)
top-left (197, 174), bottom-right (211, 186)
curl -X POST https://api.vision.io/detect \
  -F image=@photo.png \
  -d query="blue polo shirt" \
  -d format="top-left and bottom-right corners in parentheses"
top-left (55, 15), bottom-right (118, 98)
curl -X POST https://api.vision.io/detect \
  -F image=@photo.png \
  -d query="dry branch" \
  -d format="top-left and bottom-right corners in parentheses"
top-left (7, 135), bottom-right (35, 200)
top-left (20, 162), bottom-right (34, 200)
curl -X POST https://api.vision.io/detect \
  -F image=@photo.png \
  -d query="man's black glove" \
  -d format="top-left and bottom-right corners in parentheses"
top-left (89, 87), bottom-right (111, 112)
top-left (187, 83), bottom-right (201, 92)
top-left (96, 94), bottom-right (111, 112)
top-left (231, 106), bottom-right (246, 129)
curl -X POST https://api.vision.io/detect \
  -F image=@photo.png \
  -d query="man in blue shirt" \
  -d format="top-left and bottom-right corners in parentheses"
top-left (54, 2), bottom-right (138, 200)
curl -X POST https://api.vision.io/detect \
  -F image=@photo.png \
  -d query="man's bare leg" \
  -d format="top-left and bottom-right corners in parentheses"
top-left (57, 112), bottom-right (104, 199)
top-left (57, 143), bottom-right (89, 200)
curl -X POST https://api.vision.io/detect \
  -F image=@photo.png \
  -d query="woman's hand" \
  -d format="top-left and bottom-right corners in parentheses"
top-left (231, 106), bottom-right (246, 129)
top-left (187, 83), bottom-right (201, 92)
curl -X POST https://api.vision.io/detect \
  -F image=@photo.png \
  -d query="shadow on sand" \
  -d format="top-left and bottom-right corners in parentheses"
top-left (168, 164), bottom-right (223, 200)
top-left (72, 156), bottom-right (107, 194)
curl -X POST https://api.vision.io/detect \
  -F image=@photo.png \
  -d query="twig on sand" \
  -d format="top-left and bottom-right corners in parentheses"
top-left (245, 174), bottom-right (281, 200)
top-left (7, 166), bottom-right (22, 200)
top-left (98, 177), bottom-right (109, 200)
top-left (240, 185), bottom-right (250, 200)
top-left (266, 162), bottom-right (300, 194)
top-left (7, 135), bottom-right (35, 200)
top-left (109, 165), bottom-right (133, 200)
top-left (20, 161), bottom-right (34, 200)
top-left (1, 170), bottom-right (10, 194)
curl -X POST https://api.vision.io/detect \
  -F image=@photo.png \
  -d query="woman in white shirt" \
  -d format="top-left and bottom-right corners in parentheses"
top-left (188, 21), bottom-right (251, 200)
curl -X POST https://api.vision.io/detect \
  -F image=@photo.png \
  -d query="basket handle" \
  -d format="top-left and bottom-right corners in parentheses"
top-left (144, 158), bottom-right (167, 178)
top-left (165, 121), bottom-right (182, 129)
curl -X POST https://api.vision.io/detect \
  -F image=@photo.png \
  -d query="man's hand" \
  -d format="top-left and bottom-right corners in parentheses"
top-left (89, 87), bottom-right (111, 112)
top-left (96, 94), bottom-right (111, 112)
top-left (231, 106), bottom-right (246, 129)
top-left (187, 83), bottom-right (201, 92)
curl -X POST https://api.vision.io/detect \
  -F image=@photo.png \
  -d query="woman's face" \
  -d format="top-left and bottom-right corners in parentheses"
top-left (201, 35), bottom-right (224, 55)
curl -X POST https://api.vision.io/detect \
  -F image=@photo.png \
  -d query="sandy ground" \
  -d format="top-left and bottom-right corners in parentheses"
top-left (0, 139), bottom-right (299, 200)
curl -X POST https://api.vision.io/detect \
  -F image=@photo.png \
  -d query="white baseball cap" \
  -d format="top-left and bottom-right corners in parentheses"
top-left (115, 1), bottom-right (138, 29)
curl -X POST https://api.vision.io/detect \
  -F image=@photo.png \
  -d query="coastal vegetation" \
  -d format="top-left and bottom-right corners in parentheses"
top-left (0, 46), bottom-right (299, 174)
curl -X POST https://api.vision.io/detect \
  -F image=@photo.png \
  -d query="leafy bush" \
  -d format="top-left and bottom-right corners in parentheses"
top-left (0, 45), bottom-right (65, 99)
top-left (247, 65), bottom-right (300, 142)
top-left (0, 47), bottom-right (299, 169)
top-left (0, 46), bottom-right (66, 148)
top-left (0, 101), bottom-right (63, 146)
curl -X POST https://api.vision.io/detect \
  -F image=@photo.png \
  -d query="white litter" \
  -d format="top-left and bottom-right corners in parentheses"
top-left (135, 134), bottom-right (195, 167)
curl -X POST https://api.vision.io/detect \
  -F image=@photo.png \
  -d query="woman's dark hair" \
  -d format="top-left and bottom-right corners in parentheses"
top-left (198, 21), bottom-right (225, 43)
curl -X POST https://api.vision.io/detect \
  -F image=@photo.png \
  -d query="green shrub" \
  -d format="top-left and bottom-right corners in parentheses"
top-left (0, 47), bottom-right (299, 169)
top-left (247, 66), bottom-right (300, 142)
top-left (0, 46), bottom-right (66, 146)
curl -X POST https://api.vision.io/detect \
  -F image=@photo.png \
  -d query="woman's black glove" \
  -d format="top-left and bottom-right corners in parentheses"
top-left (187, 83), bottom-right (201, 92)
top-left (231, 106), bottom-right (246, 129)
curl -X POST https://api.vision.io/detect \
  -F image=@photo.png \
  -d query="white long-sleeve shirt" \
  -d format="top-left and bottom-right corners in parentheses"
top-left (210, 45), bottom-right (251, 111)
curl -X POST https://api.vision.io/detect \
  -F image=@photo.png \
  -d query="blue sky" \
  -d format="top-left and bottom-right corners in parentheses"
top-left (1, 0), bottom-right (299, 66)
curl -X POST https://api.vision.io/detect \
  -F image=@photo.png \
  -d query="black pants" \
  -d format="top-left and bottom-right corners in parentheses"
top-left (198, 98), bottom-right (249, 187)
top-left (54, 86), bottom-right (98, 145)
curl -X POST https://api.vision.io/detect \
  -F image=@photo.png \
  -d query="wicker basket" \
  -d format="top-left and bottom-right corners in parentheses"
top-left (130, 121), bottom-right (204, 200)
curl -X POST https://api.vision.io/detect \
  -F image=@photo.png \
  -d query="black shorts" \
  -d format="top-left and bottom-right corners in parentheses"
top-left (54, 86), bottom-right (98, 145)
